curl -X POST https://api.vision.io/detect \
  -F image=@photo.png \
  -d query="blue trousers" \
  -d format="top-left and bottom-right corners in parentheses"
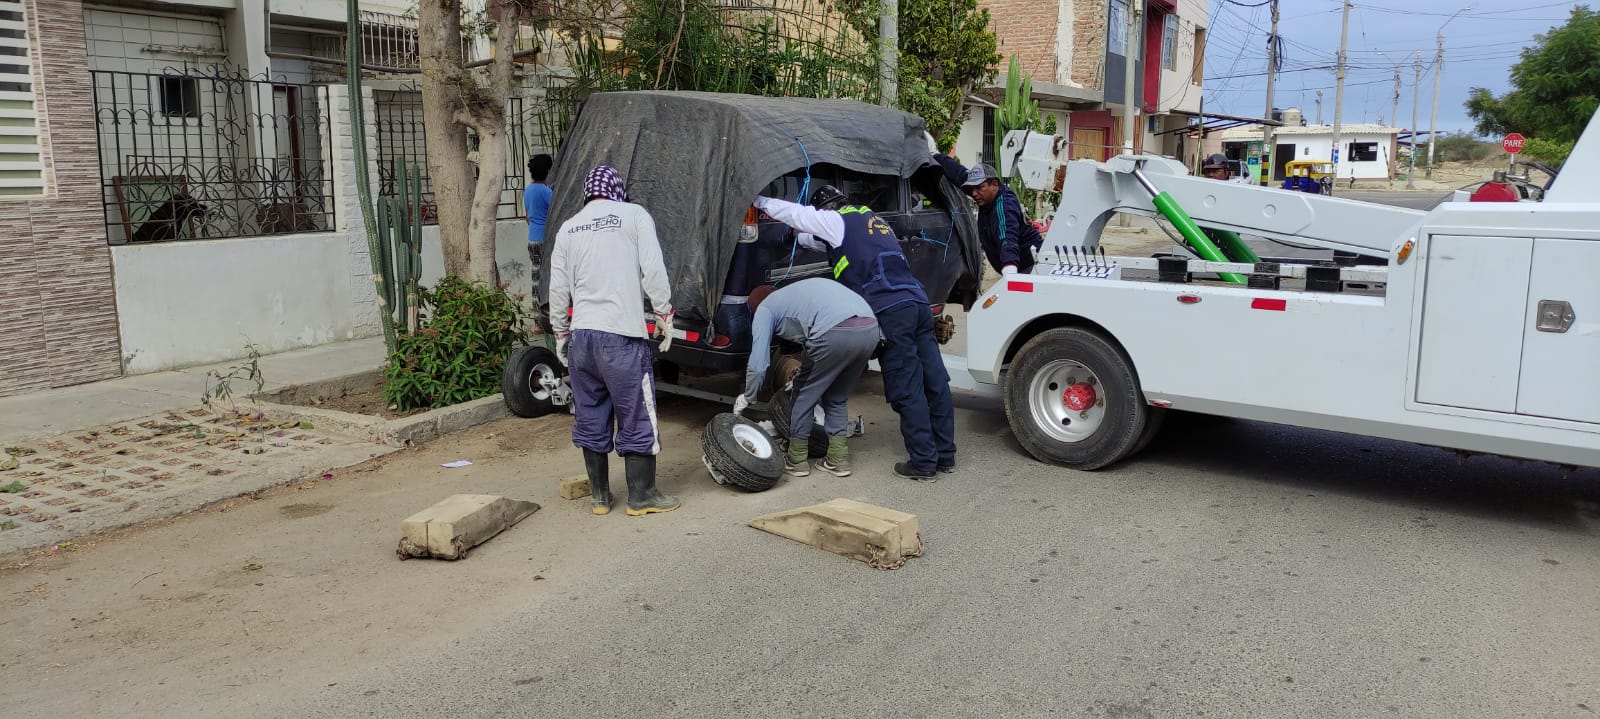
top-left (568, 330), bottom-right (659, 456)
top-left (875, 302), bottom-right (956, 473)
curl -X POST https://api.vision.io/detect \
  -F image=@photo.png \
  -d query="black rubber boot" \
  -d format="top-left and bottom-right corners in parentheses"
top-left (583, 449), bottom-right (613, 515)
top-left (623, 454), bottom-right (680, 516)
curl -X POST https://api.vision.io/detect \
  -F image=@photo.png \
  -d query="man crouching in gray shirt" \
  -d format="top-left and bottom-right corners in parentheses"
top-left (733, 278), bottom-right (880, 477)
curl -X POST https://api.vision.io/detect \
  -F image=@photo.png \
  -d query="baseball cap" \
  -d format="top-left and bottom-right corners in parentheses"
top-left (962, 163), bottom-right (997, 188)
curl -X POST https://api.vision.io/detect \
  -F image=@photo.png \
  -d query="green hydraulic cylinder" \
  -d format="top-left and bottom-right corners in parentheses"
top-left (1131, 169), bottom-right (1246, 284)
top-left (1208, 228), bottom-right (1261, 264)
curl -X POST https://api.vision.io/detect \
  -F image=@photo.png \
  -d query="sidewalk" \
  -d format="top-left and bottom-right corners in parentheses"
top-left (0, 338), bottom-right (392, 555)
top-left (0, 337), bottom-right (387, 448)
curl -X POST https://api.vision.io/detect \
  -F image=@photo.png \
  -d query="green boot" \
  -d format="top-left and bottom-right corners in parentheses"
top-left (784, 438), bottom-right (810, 476)
top-left (816, 436), bottom-right (851, 477)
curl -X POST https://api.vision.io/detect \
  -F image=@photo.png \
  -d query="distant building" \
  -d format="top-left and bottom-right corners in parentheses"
top-left (1204, 112), bottom-right (1402, 182)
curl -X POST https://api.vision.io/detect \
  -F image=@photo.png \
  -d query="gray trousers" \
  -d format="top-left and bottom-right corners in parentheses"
top-left (790, 320), bottom-right (880, 439)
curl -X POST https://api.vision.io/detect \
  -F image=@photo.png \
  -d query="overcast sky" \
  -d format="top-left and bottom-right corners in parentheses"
top-left (1201, 0), bottom-right (1585, 137)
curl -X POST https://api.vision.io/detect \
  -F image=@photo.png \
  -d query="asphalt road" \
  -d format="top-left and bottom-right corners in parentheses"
top-left (1332, 189), bottom-right (1451, 211)
top-left (277, 397), bottom-right (1598, 719)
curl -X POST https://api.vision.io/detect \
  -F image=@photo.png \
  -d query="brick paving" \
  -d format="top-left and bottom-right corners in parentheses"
top-left (0, 407), bottom-right (383, 547)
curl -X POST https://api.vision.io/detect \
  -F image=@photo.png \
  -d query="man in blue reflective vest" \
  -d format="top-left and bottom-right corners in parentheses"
top-left (752, 186), bottom-right (956, 481)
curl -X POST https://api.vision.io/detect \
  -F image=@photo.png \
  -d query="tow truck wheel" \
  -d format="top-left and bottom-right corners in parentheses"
top-left (1005, 328), bottom-right (1149, 470)
top-left (502, 345), bottom-right (564, 418)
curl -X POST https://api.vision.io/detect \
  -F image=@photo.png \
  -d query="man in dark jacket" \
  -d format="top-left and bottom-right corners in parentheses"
top-left (962, 163), bottom-right (1044, 276)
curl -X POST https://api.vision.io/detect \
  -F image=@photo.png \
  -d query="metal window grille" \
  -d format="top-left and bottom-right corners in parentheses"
top-left (92, 65), bottom-right (336, 244)
top-left (308, 11), bottom-right (421, 71)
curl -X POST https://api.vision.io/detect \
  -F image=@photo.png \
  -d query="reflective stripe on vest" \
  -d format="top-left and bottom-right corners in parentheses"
top-left (832, 255), bottom-right (851, 279)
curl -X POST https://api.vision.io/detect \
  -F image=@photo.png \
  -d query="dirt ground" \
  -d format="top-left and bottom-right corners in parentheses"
top-left (299, 381), bottom-right (427, 419)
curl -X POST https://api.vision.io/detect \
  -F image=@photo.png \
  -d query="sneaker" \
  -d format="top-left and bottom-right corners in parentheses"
top-left (785, 458), bottom-right (811, 477)
top-left (893, 461), bottom-right (935, 482)
top-left (816, 458), bottom-right (852, 477)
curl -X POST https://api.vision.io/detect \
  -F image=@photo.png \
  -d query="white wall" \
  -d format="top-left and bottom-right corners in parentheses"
top-left (1158, 1), bottom-right (1206, 115)
top-left (111, 233), bottom-right (373, 373)
top-left (418, 220), bottom-right (540, 306)
top-left (1282, 133), bottom-right (1394, 180)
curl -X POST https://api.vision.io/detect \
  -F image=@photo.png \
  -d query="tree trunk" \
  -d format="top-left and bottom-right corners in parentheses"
top-left (418, 0), bottom-right (474, 278)
top-left (458, 0), bottom-right (521, 287)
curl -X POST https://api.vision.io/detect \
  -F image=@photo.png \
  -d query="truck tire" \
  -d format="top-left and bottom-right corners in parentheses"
top-left (701, 413), bottom-right (784, 492)
top-left (502, 345), bottom-right (564, 418)
top-left (1004, 327), bottom-right (1149, 470)
top-left (767, 388), bottom-right (829, 459)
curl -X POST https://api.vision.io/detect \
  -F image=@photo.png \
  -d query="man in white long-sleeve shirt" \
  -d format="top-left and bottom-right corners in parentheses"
top-left (547, 165), bottom-right (679, 516)
top-left (752, 186), bottom-right (957, 482)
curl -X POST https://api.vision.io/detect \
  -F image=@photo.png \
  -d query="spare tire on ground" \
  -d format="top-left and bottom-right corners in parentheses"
top-left (701, 413), bottom-right (784, 492)
top-left (766, 388), bottom-right (829, 459)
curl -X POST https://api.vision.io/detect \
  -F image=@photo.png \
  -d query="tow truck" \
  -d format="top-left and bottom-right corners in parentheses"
top-left (955, 110), bottom-right (1600, 471)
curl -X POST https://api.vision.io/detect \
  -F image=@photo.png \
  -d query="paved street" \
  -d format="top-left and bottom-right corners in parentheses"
top-left (4, 388), bottom-right (1596, 718)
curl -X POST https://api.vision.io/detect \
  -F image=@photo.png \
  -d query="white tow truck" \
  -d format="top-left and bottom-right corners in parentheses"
top-left (954, 110), bottom-right (1600, 471)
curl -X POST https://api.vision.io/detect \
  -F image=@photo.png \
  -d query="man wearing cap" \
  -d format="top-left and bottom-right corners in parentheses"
top-left (548, 165), bottom-right (679, 516)
top-left (732, 279), bottom-right (879, 478)
top-left (963, 163), bottom-right (1045, 276)
top-left (751, 186), bottom-right (956, 482)
top-left (1201, 153), bottom-right (1232, 181)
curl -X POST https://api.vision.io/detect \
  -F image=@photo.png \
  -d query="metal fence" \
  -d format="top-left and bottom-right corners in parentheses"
top-left (91, 65), bottom-right (336, 244)
top-left (374, 83), bottom-right (572, 225)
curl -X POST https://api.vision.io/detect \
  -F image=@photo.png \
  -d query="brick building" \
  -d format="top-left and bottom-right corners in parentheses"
top-left (950, 0), bottom-right (1208, 174)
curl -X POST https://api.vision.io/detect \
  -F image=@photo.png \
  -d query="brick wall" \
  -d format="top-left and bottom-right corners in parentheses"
top-left (1069, 0), bottom-right (1107, 90)
top-left (0, 0), bottom-right (123, 396)
top-left (978, 0), bottom-right (1061, 82)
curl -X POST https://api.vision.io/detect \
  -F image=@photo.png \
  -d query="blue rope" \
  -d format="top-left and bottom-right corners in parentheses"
top-left (776, 137), bottom-right (812, 283)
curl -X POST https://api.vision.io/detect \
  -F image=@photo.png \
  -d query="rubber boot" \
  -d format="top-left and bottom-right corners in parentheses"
top-left (623, 454), bottom-right (680, 516)
top-left (583, 449), bottom-right (613, 515)
top-left (785, 438), bottom-right (810, 477)
top-left (816, 436), bottom-right (850, 477)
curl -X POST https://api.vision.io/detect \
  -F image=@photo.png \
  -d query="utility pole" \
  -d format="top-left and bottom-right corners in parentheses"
top-left (879, 0), bottom-right (897, 107)
top-left (1426, 35), bottom-right (1443, 178)
top-left (1315, 91), bottom-right (1324, 125)
top-left (1259, 0), bottom-right (1279, 185)
top-left (1408, 52), bottom-right (1421, 188)
top-left (1390, 66), bottom-right (1400, 131)
top-left (1121, 0), bottom-right (1142, 154)
top-left (1330, 0), bottom-right (1351, 190)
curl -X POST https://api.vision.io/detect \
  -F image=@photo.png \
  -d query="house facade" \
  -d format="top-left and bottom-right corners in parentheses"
top-left (1206, 117), bottom-right (1402, 182)
top-left (1, 0), bottom-right (554, 397)
top-left (951, 0), bottom-right (1208, 170)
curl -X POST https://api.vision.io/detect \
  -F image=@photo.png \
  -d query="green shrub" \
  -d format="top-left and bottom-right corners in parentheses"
top-left (383, 276), bottom-right (528, 411)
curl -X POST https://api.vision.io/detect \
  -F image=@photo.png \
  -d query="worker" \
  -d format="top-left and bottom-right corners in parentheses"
top-left (732, 279), bottom-right (880, 478)
top-left (524, 154), bottom-right (553, 319)
top-left (961, 163), bottom-right (1044, 276)
top-left (752, 187), bottom-right (956, 481)
top-left (547, 165), bottom-right (679, 517)
top-left (1201, 153), bottom-right (1231, 181)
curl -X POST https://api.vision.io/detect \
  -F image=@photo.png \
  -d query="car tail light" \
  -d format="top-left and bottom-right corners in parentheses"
top-left (711, 334), bottom-right (732, 348)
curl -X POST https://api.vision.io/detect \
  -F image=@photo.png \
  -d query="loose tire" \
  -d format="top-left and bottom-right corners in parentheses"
top-left (767, 388), bottom-right (830, 459)
top-left (502, 345), bottom-right (564, 418)
top-left (701, 412), bottom-right (784, 492)
top-left (1004, 327), bottom-right (1150, 470)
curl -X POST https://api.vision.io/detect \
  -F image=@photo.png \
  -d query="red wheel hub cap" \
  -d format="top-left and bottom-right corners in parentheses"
top-left (1063, 383), bottom-right (1096, 412)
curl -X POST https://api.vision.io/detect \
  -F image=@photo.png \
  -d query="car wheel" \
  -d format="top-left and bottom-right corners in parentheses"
top-left (701, 413), bottom-right (784, 492)
top-left (1004, 328), bottom-right (1148, 470)
top-left (502, 345), bottom-right (564, 418)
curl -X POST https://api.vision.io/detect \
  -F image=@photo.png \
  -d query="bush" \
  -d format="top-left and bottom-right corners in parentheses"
top-left (383, 276), bottom-right (528, 411)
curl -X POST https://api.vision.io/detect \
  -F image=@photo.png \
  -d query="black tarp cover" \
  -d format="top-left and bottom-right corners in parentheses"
top-left (540, 90), bottom-right (981, 320)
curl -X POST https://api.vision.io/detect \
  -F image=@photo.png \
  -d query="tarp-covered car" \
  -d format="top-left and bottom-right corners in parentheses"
top-left (503, 91), bottom-right (982, 417)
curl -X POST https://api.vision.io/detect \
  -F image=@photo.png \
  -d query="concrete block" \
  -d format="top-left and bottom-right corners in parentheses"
top-left (397, 494), bottom-right (540, 560)
top-left (559, 475), bottom-right (591, 500)
top-left (748, 498), bottom-right (922, 570)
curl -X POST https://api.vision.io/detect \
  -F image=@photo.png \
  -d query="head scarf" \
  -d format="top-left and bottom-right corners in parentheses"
top-left (584, 165), bottom-right (628, 203)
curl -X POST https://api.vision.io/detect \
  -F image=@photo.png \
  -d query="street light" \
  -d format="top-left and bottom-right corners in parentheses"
top-left (1426, 4), bottom-right (1471, 179)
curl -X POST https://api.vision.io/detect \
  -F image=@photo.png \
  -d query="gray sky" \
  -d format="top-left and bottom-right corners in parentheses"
top-left (1201, 0), bottom-right (1585, 137)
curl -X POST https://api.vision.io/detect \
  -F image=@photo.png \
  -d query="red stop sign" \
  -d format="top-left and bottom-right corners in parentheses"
top-left (1502, 133), bottom-right (1526, 154)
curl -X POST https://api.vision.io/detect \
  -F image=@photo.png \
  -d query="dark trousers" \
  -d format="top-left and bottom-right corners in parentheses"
top-left (568, 330), bottom-right (659, 456)
top-left (875, 302), bottom-right (956, 473)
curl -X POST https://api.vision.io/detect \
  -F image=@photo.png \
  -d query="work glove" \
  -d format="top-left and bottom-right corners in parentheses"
top-left (653, 310), bottom-right (674, 353)
top-left (732, 394), bottom-right (750, 416)
top-left (554, 332), bottom-right (570, 367)
top-left (1001, 265), bottom-right (1018, 276)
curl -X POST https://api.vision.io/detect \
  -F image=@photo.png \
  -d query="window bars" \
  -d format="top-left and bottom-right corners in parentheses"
top-left (91, 65), bottom-right (336, 244)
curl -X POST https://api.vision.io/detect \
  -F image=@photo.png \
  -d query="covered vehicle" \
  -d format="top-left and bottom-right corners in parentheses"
top-left (536, 91), bottom-right (983, 376)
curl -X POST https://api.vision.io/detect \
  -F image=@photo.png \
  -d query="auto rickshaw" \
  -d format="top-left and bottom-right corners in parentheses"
top-left (1281, 159), bottom-right (1334, 194)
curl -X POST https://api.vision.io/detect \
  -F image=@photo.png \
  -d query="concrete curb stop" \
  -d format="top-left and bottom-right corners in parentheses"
top-left (398, 494), bottom-right (541, 560)
top-left (748, 498), bottom-right (923, 570)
